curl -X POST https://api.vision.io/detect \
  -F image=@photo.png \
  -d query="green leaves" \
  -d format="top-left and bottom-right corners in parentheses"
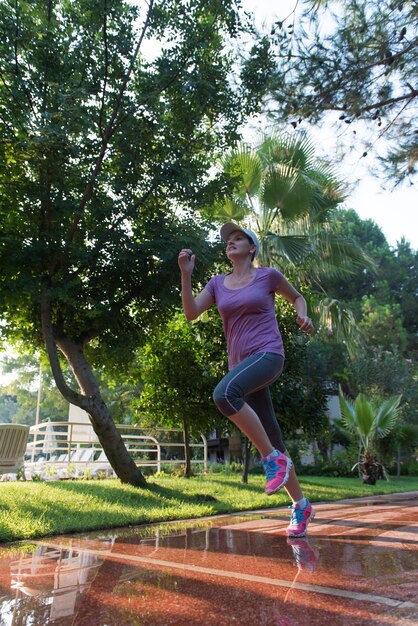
top-left (262, 233), bottom-right (313, 265)
top-left (261, 163), bottom-right (308, 218)
top-left (258, 132), bottom-right (344, 221)
top-left (257, 131), bottom-right (317, 172)
top-left (315, 298), bottom-right (363, 357)
top-left (209, 197), bottom-right (249, 222)
top-left (208, 130), bottom-right (345, 227)
top-left (0, 0), bottom-right (255, 359)
top-left (136, 312), bottom-right (225, 437)
top-left (221, 146), bottom-right (263, 199)
top-left (374, 395), bottom-right (402, 438)
top-left (338, 386), bottom-right (401, 453)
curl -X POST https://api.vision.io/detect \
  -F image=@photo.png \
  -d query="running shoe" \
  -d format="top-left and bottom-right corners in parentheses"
top-left (262, 450), bottom-right (292, 495)
top-left (287, 537), bottom-right (319, 573)
top-left (286, 500), bottom-right (315, 537)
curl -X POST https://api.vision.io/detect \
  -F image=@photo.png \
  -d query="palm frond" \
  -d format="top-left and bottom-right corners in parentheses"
top-left (221, 146), bottom-right (262, 199)
top-left (209, 197), bottom-right (250, 222)
top-left (353, 394), bottom-right (376, 447)
top-left (261, 165), bottom-right (314, 219)
top-left (338, 388), bottom-right (372, 450)
top-left (261, 233), bottom-right (313, 265)
top-left (315, 298), bottom-right (363, 355)
top-left (302, 168), bottom-right (347, 217)
top-left (338, 388), bottom-right (359, 430)
top-left (333, 419), bottom-right (355, 443)
top-left (306, 233), bottom-right (377, 281)
top-left (373, 395), bottom-right (402, 437)
top-left (338, 386), bottom-right (401, 454)
top-left (256, 131), bottom-right (318, 171)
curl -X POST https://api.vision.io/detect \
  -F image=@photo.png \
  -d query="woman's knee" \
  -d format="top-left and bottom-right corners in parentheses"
top-left (213, 381), bottom-right (243, 416)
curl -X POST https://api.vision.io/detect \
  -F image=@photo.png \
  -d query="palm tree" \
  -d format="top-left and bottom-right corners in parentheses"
top-left (205, 130), bottom-right (376, 352)
top-left (338, 386), bottom-right (402, 484)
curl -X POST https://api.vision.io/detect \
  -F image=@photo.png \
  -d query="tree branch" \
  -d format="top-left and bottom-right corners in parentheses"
top-left (296, 35), bottom-right (418, 76)
top-left (323, 91), bottom-right (418, 115)
top-left (68, 0), bottom-right (155, 243)
top-left (40, 284), bottom-right (90, 410)
top-left (68, 0), bottom-right (225, 244)
top-left (270, 85), bottom-right (418, 116)
top-left (12, 0), bottom-right (36, 110)
top-left (373, 95), bottom-right (415, 142)
top-left (98, 0), bottom-right (109, 137)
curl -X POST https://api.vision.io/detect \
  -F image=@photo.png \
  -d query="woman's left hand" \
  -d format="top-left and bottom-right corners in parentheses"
top-left (296, 316), bottom-right (314, 334)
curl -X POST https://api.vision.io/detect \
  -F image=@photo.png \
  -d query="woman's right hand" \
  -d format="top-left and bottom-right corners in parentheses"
top-left (178, 249), bottom-right (195, 274)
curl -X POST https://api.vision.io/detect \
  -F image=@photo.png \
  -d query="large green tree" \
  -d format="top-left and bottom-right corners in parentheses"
top-left (319, 209), bottom-right (389, 307)
top-left (378, 239), bottom-right (418, 352)
top-left (0, 0), bottom-right (259, 486)
top-left (265, 0), bottom-right (418, 183)
top-left (321, 210), bottom-right (418, 353)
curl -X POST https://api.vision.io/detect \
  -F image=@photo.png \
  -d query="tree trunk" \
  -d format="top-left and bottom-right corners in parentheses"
top-left (242, 438), bottom-right (252, 484)
top-left (182, 417), bottom-right (191, 478)
top-left (59, 338), bottom-right (147, 486)
top-left (360, 453), bottom-right (384, 485)
top-left (228, 426), bottom-right (242, 461)
top-left (357, 443), bottom-right (362, 478)
top-left (316, 437), bottom-right (329, 463)
top-left (396, 445), bottom-right (401, 479)
top-left (41, 289), bottom-right (146, 487)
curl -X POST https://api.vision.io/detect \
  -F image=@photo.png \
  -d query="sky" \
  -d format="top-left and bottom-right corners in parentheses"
top-left (240, 0), bottom-right (417, 250)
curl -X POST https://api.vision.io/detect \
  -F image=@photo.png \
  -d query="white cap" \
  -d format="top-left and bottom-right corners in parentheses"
top-left (220, 222), bottom-right (260, 257)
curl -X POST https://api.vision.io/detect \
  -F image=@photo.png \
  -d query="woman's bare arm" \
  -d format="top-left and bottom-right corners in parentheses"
top-left (277, 276), bottom-right (314, 334)
top-left (178, 248), bottom-right (214, 320)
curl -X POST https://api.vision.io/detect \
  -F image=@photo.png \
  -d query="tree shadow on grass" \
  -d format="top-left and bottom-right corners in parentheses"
top-left (42, 477), bottom-right (273, 510)
top-left (43, 479), bottom-right (224, 507)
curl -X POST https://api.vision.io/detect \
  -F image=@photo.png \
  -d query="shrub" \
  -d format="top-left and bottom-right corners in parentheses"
top-left (297, 447), bottom-right (358, 477)
top-left (386, 458), bottom-right (418, 476)
top-left (207, 462), bottom-right (243, 474)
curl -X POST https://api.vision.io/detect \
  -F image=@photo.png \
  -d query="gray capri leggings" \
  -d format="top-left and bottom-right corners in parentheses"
top-left (213, 351), bottom-right (286, 453)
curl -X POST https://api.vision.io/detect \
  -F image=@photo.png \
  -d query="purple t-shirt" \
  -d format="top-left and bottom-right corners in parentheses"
top-left (204, 267), bottom-right (285, 369)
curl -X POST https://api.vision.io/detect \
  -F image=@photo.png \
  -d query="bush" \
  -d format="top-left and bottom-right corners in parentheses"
top-left (386, 458), bottom-right (418, 476)
top-left (146, 463), bottom-right (207, 477)
top-left (297, 447), bottom-right (358, 477)
top-left (403, 459), bottom-right (418, 476)
top-left (207, 462), bottom-right (243, 474)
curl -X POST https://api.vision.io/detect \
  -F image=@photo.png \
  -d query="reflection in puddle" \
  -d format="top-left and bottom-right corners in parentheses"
top-left (5, 542), bottom-right (112, 623)
top-left (0, 516), bottom-right (316, 625)
top-left (0, 502), bottom-right (417, 626)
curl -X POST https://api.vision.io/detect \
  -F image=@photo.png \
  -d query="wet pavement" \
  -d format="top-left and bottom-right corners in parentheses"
top-left (0, 491), bottom-right (417, 625)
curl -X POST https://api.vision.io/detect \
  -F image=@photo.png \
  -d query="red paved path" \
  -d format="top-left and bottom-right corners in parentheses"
top-left (0, 491), bottom-right (417, 625)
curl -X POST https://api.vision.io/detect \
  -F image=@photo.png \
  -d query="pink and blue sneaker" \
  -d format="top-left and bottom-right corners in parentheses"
top-left (262, 450), bottom-right (292, 495)
top-left (286, 499), bottom-right (315, 537)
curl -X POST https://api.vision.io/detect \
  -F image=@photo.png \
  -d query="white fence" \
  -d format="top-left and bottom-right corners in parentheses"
top-left (25, 421), bottom-right (208, 478)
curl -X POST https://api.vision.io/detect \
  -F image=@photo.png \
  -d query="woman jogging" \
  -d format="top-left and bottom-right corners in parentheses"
top-left (178, 222), bottom-right (315, 537)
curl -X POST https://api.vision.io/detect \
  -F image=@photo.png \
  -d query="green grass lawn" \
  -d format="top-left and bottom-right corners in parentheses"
top-left (0, 473), bottom-right (416, 543)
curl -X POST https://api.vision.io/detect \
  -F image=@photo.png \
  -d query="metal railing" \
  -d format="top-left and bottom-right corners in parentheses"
top-left (25, 422), bottom-right (208, 476)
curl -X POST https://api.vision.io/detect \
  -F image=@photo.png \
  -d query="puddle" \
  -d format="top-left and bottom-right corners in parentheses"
top-left (0, 500), bottom-right (417, 625)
